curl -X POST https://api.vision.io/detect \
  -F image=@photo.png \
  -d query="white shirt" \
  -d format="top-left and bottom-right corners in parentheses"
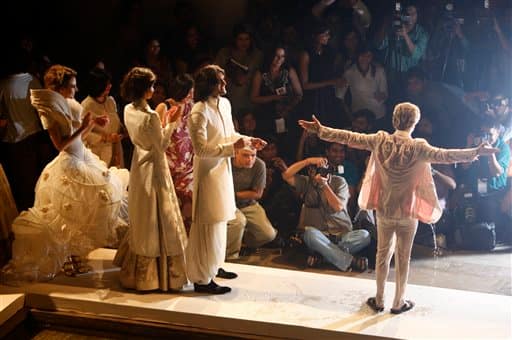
top-left (339, 64), bottom-right (388, 119)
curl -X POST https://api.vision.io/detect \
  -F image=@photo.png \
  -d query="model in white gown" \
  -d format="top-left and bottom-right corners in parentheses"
top-left (1, 84), bottom-right (129, 283)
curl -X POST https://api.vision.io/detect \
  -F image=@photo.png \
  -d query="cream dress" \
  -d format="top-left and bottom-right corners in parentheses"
top-left (113, 101), bottom-right (187, 291)
top-left (1, 89), bottom-right (129, 283)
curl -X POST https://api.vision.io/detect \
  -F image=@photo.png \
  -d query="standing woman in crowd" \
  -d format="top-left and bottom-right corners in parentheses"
top-left (250, 44), bottom-right (303, 139)
top-left (215, 23), bottom-right (263, 118)
top-left (155, 74), bottom-right (195, 234)
top-left (81, 67), bottom-right (125, 167)
top-left (2, 65), bottom-right (129, 282)
top-left (298, 22), bottom-right (346, 128)
top-left (113, 67), bottom-right (188, 292)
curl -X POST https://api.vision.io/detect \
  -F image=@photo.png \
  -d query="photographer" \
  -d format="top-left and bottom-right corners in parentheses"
top-left (426, 3), bottom-right (469, 88)
top-left (375, 3), bottom-right (428, 95)
top-left (282, 157), bottom-right (370, 272)
top-left (455, 116), bottom-right (511, 243)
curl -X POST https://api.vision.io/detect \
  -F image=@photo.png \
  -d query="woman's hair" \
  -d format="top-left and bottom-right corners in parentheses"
top-left (193, 64), bottom-right (224, 102)
top-left (86, 67), bottom-right (112, 98)
top-left (120, 67), bottom-right (156, 102)
top-left (392, 102), bottom-right (421, 131)
top-left (169, 73), bottom-right (194, 102)
top-left (261, 44), bottom-right (289, 72)
top-left (232, 22), bottom-right (254, 51)
top-left (44, 64), bottom-right (77, 91)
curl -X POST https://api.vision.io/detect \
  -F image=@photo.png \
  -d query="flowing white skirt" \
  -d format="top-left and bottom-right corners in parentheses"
top-left (1, 148), bottom-right (129, 283)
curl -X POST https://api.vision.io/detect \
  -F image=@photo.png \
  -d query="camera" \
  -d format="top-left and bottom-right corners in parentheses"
top-left (392, 2), bottom-right (411, 33)
top-left (442, 3), bottom-right (464, 33)
top-left (316, 166), bottom-right (330, 177)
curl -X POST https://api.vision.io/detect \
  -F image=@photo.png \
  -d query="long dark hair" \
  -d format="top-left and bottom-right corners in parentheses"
top-left (169, 73), bottom-right (194, 102)
top-left (193, 64), bottom-right (224, 102)
top-left (86, 67), bottom-right (112, 98)
top-left (261, 44), bottom-right (289, 73)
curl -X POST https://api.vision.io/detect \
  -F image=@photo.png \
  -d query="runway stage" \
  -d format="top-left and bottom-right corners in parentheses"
top-left (1, 248), bottom-right (511, 339)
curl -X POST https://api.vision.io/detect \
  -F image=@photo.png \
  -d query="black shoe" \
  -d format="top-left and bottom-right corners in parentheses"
top-left (216, 267), bottom-right (238, 279)
top-left (193, 280), bottom-right (231, 294)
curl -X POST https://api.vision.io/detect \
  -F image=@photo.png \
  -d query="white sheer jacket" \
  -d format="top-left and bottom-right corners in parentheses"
top-left (318, 127), bottom-right (479, 223)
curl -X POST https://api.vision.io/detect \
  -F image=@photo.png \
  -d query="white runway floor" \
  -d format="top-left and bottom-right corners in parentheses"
top-left (1, 248), bottom-right (511, 339)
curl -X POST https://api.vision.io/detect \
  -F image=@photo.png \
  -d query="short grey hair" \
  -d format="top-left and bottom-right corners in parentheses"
top-left (392, 102), bottom-right (421, 131)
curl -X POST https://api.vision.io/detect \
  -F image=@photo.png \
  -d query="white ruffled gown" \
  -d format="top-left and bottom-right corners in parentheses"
top-left (1, 89), bottom-right (129, 283)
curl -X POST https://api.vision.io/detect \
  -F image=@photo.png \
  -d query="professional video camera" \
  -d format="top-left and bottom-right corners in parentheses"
top-left (392, 2), bottom-right (412, 33)
top-left (441, 2), bottom-right (464, 34)
top-left (475, 0), bottom-right (495, 34)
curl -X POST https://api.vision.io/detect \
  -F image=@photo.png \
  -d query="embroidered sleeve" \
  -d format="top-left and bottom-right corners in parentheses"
top-left (319, 126), bottom-right (379, 151)
top-left (418, 140), bottom-right (478, 164)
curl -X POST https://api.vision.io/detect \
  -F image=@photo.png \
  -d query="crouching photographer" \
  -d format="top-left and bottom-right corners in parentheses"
top-left (454, 116), bottom-right (511, 248)
top-left (282, 157), bottom-right (370, 272)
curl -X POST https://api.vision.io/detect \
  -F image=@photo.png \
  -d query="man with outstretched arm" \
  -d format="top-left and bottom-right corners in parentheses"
top-left (299, 102), bottom-right (498, 314)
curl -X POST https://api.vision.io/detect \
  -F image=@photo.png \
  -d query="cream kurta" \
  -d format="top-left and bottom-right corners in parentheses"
top-left (189, 96), bottom-right (243, 224)
top-left (186, 95), bottom-right (245, 284)
top-left (318, 127), bottom-right (479, 223)
top-left (123, 102), bottom-right (187, 257)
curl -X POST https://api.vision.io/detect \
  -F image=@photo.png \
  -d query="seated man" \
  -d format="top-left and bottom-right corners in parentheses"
top-left (282, 157), bottom-right (370, 272)
top-left (324, 142), bottom-right (361, 219)
top-left (226, 146), bottom-right (277, 259)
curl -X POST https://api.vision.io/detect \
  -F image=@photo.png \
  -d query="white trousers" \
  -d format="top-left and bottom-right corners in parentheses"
top-left (375, 215), bottom-right (418, 309)
top-left (186, 221), bottom-right (227, 284)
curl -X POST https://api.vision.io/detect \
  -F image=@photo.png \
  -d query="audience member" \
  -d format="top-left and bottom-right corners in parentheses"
top-left (0, 48), bottom-right (55, 211)
top-left (337, 45), bottom-right (388, 120)
top-left (375, 3), bottom-right (428, 96)
top-left (226, 146), bottom-right (277, 259)
top-left (298, 22), bottom-right (347, 128)
top-left (251, 44), bottom-right (303, 137)
top-left (258, 136), bottom-right (301, 240)
top-left (324, 142), bottom-right (361, 218)
top-left (282, 156), bottom-right (370, 272)
top-left (215, 23), bottom-right (263, 118)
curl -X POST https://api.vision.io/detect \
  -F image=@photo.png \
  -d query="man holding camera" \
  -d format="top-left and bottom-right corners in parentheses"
top-left (282, 157), bottom-right (371, 272)
top-left (375, 3), bottom-right (428, 95)
top-left (456, 116), bottom-right (511, 243)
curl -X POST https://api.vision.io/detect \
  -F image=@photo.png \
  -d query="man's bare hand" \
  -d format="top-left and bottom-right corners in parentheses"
top-left (308, 157), bottom-right (328, 167)
top-left (477, 143), bottom-right (499, 156)
top-left (234, 138), bottom-right (250, 149)
top-left (250, 137), bottom-right (267, 150)
top-left (298, 114), bottom-right (322, 134)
